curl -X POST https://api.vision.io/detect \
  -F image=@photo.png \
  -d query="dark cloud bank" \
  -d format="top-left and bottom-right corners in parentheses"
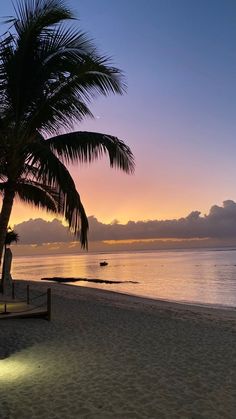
top-left (14, 200), bottom-right (236, 245)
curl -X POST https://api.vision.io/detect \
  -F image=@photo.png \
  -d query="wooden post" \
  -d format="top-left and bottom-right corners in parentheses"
top-left (27, 284), bottom-right (30, 304)
top-left (47, 288), bottom-right (51, 321)
top-left (12, 281), bottom-right (14, 299)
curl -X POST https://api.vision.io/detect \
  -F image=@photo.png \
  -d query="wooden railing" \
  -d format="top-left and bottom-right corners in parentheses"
top-left (0, 283), bottom-right (52, 320)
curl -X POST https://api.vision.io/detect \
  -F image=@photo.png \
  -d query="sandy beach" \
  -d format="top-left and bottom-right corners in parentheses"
top-left (0, 280), bottom-right (236, 419)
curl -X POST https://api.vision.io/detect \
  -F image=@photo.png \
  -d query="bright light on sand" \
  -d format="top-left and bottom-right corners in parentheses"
top-left (0, 358), bottom-right (35, 381)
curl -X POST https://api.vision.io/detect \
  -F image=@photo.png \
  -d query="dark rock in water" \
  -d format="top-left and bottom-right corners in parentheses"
top-left (41, 277), bottom-right (78, 283)
top-left (41, 277), bottom-right (139, 285)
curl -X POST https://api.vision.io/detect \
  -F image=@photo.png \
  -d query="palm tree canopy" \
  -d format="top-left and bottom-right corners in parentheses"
top-left (5, 228), bottom-right (19, 246)
top-left (0, 0), bottom-right (134, 250)
top-left (1, 0), bottom-right (126, 136)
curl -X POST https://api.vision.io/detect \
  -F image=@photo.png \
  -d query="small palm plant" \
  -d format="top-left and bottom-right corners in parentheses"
top-left (4, 228), bottom-right (19, 250)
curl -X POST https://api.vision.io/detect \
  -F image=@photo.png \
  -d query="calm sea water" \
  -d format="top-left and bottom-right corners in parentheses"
top-left (11, 248), bottom-right (236, 307)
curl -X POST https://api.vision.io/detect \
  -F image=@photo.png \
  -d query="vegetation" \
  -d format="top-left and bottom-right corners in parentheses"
top-left (0, 0), bottom-right (134, 262)
top-left (0, 227), bottom-right (19, 292)
top-left (4, 227), bottom-right (19, 248)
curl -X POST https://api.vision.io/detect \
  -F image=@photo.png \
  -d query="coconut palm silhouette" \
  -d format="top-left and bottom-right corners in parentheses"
top-left (0, 0), bottom-right (134, 262)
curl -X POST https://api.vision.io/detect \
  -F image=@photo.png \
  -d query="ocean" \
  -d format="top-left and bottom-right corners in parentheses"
top-left (11, 248), bottom-right (236, 308)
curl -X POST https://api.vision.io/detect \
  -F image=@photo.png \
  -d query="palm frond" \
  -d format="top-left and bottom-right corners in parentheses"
top-left (24, 141), bottom-right (89, 246)
top-left (16, 180), bottom-right (59, 212)
top-left (12, 0), bottom-right (74, 35)
top-left (19, 49), bottom-right (125, 134)
top-left (47, 131), bottom-right (135, 173)
top-left (2, 0), bottom-right (75, 124)
top-left (41, 27), bottom-right (95, 65)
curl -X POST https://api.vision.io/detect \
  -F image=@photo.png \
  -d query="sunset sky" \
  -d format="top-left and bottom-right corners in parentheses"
top-left (1, 0), bottom-right (236, 228)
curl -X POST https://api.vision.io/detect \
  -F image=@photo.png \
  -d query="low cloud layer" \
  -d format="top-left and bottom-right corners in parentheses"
top-left (13, 200), bottom-right (236, 245)
top-left (14, 218), bottom-right (72, 244)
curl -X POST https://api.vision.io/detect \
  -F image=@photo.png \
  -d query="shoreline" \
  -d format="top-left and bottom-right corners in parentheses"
top-left (14, 278), bottom-right (236, 323)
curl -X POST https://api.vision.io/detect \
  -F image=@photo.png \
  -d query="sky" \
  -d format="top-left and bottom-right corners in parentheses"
top-left (1, 0), bottom-right (236, 243)
top-left (11, 200), bottom-right (236, 254)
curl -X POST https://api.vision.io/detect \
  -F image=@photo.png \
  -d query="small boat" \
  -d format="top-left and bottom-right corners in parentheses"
top-left (100, 261), bottom-right (108, 266)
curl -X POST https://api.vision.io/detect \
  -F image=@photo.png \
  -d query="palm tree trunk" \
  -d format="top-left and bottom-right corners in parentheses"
top-left (1, 244), bottom-right (7, 294)
top-left (0, 185), bottom-right (15, 268)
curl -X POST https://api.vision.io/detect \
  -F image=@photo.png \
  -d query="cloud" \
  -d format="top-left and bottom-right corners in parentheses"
top-left (13, 200), bottom-right (236, 245)
top-left (88, 200), bottom-right (236, 241)
top-left (13, 218), bottom-right (72, 244)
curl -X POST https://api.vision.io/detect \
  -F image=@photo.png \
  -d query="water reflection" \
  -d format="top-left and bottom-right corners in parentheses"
top-left (11, 249), bottom-right (236, 307)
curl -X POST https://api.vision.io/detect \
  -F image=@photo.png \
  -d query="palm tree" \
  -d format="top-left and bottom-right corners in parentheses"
top-left (0, 0), bottom-right (134, 262)
top-left (4, 227), bottom-right (19, 248)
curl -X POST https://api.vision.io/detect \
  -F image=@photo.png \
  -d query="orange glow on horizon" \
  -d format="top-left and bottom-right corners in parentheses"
top-left (4, 157), bottom-right (236, 227)
top-left (6, 198), bottom-right (230, 227)
top-left (103, 237), bottom-right (209, 245)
